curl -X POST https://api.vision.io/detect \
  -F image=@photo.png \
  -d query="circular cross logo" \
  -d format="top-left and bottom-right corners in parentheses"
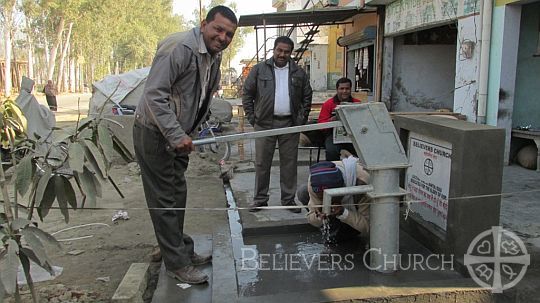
top-left (423, 158), bottom-right (434, 176)
top-left (464, 226), bottom-right (530, 293)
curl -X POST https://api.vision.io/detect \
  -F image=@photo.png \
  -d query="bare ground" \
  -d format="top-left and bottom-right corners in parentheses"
top-left (3, 93), bottom-right (229, 302)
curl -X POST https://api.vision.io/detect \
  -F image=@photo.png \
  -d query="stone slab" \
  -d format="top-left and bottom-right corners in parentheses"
top-left (111, 263), bottom-right (150, 303)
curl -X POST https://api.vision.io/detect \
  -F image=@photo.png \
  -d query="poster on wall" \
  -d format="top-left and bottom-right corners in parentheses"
top-left (405, 132), bottom-right (452, 231)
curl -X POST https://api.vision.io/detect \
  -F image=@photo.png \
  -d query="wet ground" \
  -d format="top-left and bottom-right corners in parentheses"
top-left (151, 109), bottom-right (540, 303)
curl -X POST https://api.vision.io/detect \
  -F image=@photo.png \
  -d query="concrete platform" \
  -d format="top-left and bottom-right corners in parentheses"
top-left (149, 120), bottom-right (540, 302)
top-left (151, 235), bottom-right (213, 303)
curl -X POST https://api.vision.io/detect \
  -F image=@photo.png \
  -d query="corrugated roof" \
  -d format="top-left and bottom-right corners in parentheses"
top-left (238, 6), bottom-right (375, 27)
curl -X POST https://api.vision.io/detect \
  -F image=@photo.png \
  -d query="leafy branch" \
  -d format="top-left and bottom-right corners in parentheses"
top-left (0, 96), bottom-right (133, 302)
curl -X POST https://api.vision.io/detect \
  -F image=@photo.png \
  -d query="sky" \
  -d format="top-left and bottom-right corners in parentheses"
top-left (172, 0), bottom-right (277, 73)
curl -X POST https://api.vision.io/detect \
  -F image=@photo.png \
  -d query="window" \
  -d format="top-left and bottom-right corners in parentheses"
top-left (346, 45), bottom-right (374, 93)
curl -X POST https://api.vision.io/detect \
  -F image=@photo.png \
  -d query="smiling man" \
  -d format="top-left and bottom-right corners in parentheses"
top-left (133, 6), bottom-right (237, 285)
top-left (318, 77), bottom-right (361, 161)
top-left (242, 36), bottom-right (313, 214)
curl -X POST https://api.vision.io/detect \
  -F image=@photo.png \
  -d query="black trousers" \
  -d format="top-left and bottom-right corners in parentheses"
top-left (133, 121), bottom-right (194, 270)
top-left (324, 134), bottom-right (357, 161)
top-left (45, 95), bottom-right (57, 111)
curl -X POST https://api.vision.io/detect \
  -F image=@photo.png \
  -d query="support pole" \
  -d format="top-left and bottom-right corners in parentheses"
top-left (369, 168), bottom-right (401, 273)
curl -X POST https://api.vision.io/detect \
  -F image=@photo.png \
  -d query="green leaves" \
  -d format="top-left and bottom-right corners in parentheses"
top-left (20, 228), bottom-right (49, 272)
top-left (1, 239), bottom-right (19, 294)
top-left (25, 226), bottom-right (61, 250)
top-left (56, 175), bottom-right (77, 210)
top-left (68, 142), bottom-right (85, 173)
top-left (112, 135), bottom-right (134, 162)
top-left (15, 155), bottom-right (34, 196)
top-left (75, 166), bottom-right (98, 208)
top-left (34, 167), bottom-right (56, 221)
top-left (0, 277), bottom-right (5, 302)
top-left (82, 139), bottom-right (107, 179)
top-left (54, 176), bottom-right (73, 223)
top-left (11, 218), bottom-right (32, 231)
top-left (98, 123), bottom-right (115, 163)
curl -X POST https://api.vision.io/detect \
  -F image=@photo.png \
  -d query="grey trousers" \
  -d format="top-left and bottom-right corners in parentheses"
top-left (254, 117), bottom-right (300, 205)
top-left (133, 121), bottom-right (194, 271)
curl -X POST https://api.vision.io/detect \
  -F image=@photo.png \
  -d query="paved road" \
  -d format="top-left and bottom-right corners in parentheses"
top-left (34, 92), bottom-right (91, 123)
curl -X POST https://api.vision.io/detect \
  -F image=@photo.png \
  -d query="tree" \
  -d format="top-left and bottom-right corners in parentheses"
top-left (4, 0), bottom-right (188, 93)
top-left (1, 0), bottom-right (16, 96)
top-left (0, 95), bottom-right (133, 302)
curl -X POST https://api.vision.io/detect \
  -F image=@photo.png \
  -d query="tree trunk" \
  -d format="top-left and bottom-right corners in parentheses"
top-left (47, 16), bottom-right (65, 81)
top-left (69, 57), bottom-right (76, 93)
top-left (10, 30), bottom-right (20, 92)
top-left (56, 22), bottom-right (72, 92)
top-left (3, 4), bottom-right (14, 96)
top-left (26, 19), bottom-right (35, 80)
top-left (44, 35), bottom-right (50, 74)
top-left (90, 62), bottom-right (95, 86)
top-left (75, 61), bottom-right (81, 93)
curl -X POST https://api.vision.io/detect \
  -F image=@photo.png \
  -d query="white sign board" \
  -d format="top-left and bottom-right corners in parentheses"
top-left (333, 125), bottom-right (352, 144)
top-left (405, 132), bottom-right (452, 231)
top-left (385, 0), bottom-right (480, 36)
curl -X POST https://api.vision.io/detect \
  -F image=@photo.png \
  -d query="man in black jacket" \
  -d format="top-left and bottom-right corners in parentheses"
top-left (242, 36), bottom-right (313, 213)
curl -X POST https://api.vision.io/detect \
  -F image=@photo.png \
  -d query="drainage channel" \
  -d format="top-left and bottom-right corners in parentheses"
top-left (223, 179), bottom-right (246, 259)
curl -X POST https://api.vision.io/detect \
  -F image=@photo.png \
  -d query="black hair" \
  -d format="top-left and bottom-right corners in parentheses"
top-left (206, 5), bottom-right (238, 25)
top-left (335, 77), bottom-right (352, 89)
top-left (273, 36), bottom-right (294, 50)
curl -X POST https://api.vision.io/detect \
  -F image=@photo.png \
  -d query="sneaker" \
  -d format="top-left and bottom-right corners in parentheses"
top-left (282, 201), bottom-right (301, 213)
top-left (191, 253), bottom-right (212, 266)
top-left (248, 202), bottom-right (268, 212)
top-left (167, 265), bottom-right (209, 284)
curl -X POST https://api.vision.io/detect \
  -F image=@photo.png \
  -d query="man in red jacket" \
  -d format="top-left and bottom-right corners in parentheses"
top-left (318, 77), bottom-right (361, 160)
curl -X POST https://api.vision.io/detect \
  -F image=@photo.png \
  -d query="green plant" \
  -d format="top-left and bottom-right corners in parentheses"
top-left (0, 97), bottom-right (133, 302)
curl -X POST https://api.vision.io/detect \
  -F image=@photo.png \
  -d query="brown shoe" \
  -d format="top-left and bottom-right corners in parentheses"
top-left (191, 253), bottom-right (212, 266)
top-left (282, 201), bottom-right (301, 213)
top-left (167, 265), bottom-right (208, 284)
top-left (248, 202), bottom-right (268, 212)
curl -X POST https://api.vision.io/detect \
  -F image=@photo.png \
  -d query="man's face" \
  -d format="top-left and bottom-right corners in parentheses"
top-left (336, 82), bottom-right (352, 102)
top-left (201, 13), bottom-right (237, 55)
top-left (273, 42), bottom-right (292, 67)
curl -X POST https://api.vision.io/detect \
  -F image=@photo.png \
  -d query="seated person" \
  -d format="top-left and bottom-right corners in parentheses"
top-left (318, 77), bottom-right (361, 161)
top-left (297, 152), bottom-right (371, 244)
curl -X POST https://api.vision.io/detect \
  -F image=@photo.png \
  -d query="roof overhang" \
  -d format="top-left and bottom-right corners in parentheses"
top-left (238, 6), bottom-right (376, 27)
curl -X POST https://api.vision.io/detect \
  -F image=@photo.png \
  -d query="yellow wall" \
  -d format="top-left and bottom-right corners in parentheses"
top-left (495, 0), bottom-right (521, 6)
top-left (344, 13), bottom-right (377, 34)
top-left (327, 26), bottom-right (345, 73)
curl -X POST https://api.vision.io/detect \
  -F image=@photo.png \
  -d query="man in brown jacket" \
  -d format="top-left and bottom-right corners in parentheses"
top-left (133, 6), bottom-right (237, 285)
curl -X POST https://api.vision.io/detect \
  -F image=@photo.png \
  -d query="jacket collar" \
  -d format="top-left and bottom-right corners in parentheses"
top-left (182, 27), bottom-right (221, 60)
top-left (265, 57), bottom-right (298, 72)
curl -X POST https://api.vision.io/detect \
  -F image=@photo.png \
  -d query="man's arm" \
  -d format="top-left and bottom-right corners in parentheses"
top-left (318, 101), bottom-right (333, 123)
top-left (241, 66), bottom-right (258, 126)
top-left (337, 196), bottom-right (370, 235)
top-left (142, 47), bottom-right (189, 148)
top-left (306, 179), bottom-right (324, 228)
top-left (301, 73), bottom-right (313, 124)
